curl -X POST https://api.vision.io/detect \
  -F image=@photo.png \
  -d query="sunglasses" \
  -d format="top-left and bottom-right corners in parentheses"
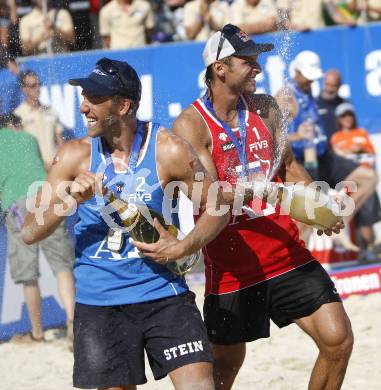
top-left (96, 58), bottom-right (127, 92)
top-left (216, 24), bottom-right (239, 61)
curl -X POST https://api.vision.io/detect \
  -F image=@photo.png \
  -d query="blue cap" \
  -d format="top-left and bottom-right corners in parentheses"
top-left (69, 57), bottom-right (142, 101)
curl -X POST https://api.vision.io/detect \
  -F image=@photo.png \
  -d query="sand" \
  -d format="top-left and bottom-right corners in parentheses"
top-left (1, 286), bottom-right (380, 390)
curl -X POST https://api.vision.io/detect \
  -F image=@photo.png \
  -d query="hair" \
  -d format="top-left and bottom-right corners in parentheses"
top-left (204, 56), bottom-right (233, 89)
top-left (0, 113), bottom-right (22, 128)
top-left (336, 111), bottom-right (357, 130)
top-left (0, 44), bottom-right (13, 69)
top-left (19, 70), bottom-right (40, 86)
top-left (111, 95), bottom-right (139, 117)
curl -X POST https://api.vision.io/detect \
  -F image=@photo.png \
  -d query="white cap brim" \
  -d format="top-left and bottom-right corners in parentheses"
top-left (300, 67), bottom-right (324, 81)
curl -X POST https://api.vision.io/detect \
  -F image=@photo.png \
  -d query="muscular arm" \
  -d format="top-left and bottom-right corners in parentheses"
top-left (157, 129), bottom-right (230, 257)
top-left (172, 106), bottom-right (239, 205)
top-left (21, 139), bottom-right (91, 244)
top-left (55, 26), bottom-right (75, 47)
top-left (133, 127), bottom-right (230, 261)
top-left (238, 18), bottom-right (278, 35)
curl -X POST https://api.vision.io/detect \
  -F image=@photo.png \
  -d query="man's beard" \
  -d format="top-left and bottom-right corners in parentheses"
top-left (322, 91), bottom-right (337, 100)
top-left (101, 115), bottom-right (120, 133)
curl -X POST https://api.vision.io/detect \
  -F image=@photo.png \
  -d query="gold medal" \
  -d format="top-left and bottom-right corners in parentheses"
top-left (107, 229), bottom-right (124, 252)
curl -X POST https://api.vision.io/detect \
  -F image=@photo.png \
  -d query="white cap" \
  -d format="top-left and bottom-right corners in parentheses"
top-left (203, 24), bottom-right (274, 68)
top-left (335, 102), bottom-right (355, 117)
top-left (203, 31), bottom-right (235, 68)
top-left (293, 51), bottom-right (324, 81)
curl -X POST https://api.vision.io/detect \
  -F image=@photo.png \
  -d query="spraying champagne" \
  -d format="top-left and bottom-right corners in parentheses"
top-left (251, 181), bottom-right (342, 230)
top-left (107, 193), bottom-right (200, 275)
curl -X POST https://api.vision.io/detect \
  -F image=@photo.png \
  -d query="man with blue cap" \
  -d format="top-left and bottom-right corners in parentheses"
top-left (21, 57), bottom-right (229, 390)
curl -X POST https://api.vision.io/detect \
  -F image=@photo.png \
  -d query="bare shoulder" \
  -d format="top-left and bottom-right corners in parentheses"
top-left (172, 104), bottom-right (210, 149)
top-left (250, 93), bottom-right (281, 119)
top-left (173, 105), bottom-right (202, 128)
top-left (51, 137), bottom-right (91, 178)
top-left (156, 127), bottom-right (199, 181)
top-left (157, 127), bottom-right (193, 160)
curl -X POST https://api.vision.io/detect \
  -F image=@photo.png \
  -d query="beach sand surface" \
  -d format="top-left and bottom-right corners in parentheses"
top-left (1, 287), bottom-right (380, 390)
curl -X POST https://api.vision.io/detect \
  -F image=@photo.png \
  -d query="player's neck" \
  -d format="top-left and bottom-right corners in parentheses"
top-left (102, 117), bottom-right (138, 157)
top-left (209, 85), bottom-right (240, 123)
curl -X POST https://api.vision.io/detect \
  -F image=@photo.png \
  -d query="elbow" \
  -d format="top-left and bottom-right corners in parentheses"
top-left (21, 226), bottom-right (38, 245)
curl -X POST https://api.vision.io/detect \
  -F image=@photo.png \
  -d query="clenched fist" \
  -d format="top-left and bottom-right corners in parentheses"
top-left (69, 172), bottom-right (105, 204)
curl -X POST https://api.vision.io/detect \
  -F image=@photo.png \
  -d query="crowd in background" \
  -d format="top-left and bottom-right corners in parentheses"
top-left (0, 0), bottom-right (380, 57)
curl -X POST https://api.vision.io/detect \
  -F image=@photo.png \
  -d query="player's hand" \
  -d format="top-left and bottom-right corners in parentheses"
top-left (317, 219), bottom-right (344, 236)
top-left (131, 218), bottom-right (185, 264)
top-left (317, 191), bottom-right (345, 236)
top-left (69, 172), bottom-right (105, 204)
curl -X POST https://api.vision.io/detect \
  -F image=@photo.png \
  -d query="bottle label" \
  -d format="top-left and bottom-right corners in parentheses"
top-left (107, 229), bottom-right (124, 252)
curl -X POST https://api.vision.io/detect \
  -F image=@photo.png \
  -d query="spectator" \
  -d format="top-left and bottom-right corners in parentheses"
top-left (151, 0), bottom-right (186, 42)
top-left (331, 102), bottom-right (381, 261)
top-left (231, 0), bottom-right (279, 35)
top-left (275, 50), bottom-right (378, 251)
top-left (99, 0), bottom-right (154, 49)
top-left (8, 0), bottom-right (25, 58)
top-left (317, 69), bottom-right (346, 141)
top-left (0, 113), bottom-right (75, 344)
top-left (19, 0), bottom-right (75, 55)
top-left (15, 70), bottom-right (64, 169)
top-left (277, 0), bottom-right (356, 31)
top-left (331, 103), bottom-right (375, 161)
top-left (323, 0), bottom-right (358, 25)
top-left (66, 0), bottom-right (94, 51)
top-left (348, 0), bottom-right (381, 22)
top-left (0, 0), bottom-right (17, 48)
top-left (88, 0), bottom-right (102, 49)
top-left (0, 44), bottom-right (22, 115)
top-left (183, 0), bottom-right (230, 41)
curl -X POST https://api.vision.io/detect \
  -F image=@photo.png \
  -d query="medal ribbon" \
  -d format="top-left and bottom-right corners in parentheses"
top-left (102, 120), bottom-right (146, 194)
top-left (203, 94), bottom-right (248, 177)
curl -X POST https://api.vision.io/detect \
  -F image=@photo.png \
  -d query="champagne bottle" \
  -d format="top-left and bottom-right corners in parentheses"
top-left (108, 193), bottom-right (200, 275)
top-left (251, 182), bottom-right (342, 230)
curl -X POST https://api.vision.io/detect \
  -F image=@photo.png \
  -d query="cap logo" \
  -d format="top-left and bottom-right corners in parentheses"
top-left (93, 68), bottom-right (107, 76)
top-left (238, 31), bottom-right (249, 42)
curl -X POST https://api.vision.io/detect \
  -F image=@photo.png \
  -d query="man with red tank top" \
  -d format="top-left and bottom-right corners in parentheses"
top-left (173, 24), bottom-right (353, 390)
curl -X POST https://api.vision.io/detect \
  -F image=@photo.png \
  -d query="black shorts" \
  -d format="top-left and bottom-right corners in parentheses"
top-left (73, 291), bottom-right (213, 389)
top-left (203, 261), bottom-right (342, 345)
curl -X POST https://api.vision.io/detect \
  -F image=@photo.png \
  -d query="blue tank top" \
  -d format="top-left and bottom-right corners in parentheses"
top-left (73, 122), bottom-right (188, 306)
top-left (288, 80), bottom-right (328, 161)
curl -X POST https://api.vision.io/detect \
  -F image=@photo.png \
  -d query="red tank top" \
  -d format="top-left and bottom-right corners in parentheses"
top-left (192, 96), bottom-right (313, 295)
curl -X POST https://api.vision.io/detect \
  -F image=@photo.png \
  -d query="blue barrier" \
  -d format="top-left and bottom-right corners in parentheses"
top-left (18, 23), bottom-right (381, 135)
top-left (1, 24), bottom-right (381, 340)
